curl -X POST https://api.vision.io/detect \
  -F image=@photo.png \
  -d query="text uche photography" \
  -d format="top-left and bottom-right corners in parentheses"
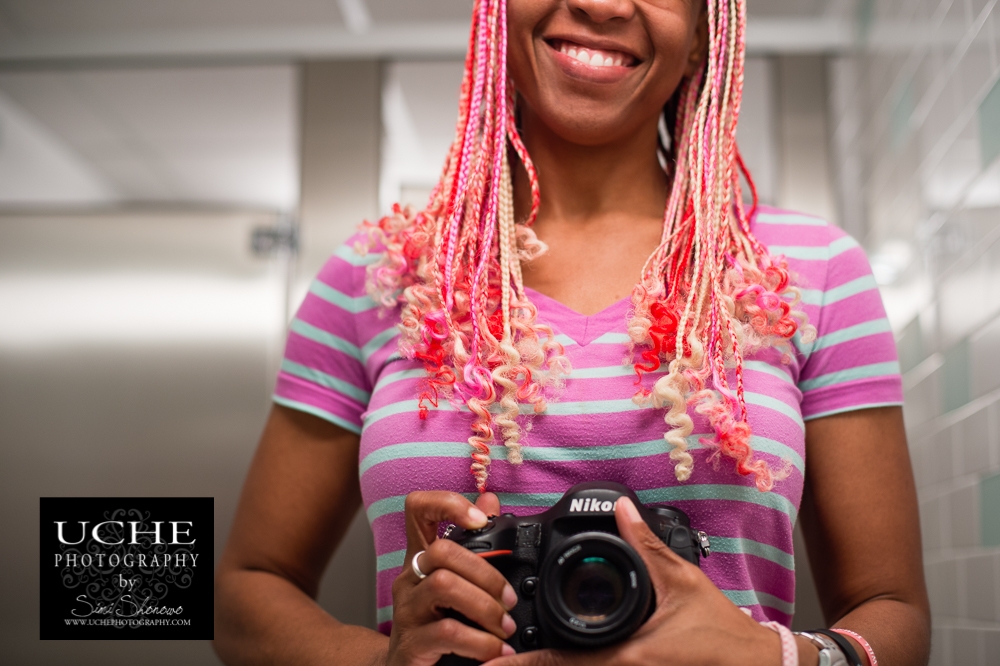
top-left (39, 498), bottom-right (214, 640)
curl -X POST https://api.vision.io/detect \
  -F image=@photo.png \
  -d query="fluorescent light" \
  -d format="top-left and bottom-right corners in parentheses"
top-left (0, 273), bottom-right (284, 349)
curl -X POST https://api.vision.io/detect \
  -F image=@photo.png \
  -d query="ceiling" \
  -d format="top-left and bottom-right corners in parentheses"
top-left (0, 0), bottom-right (857, 66)
top-left (0, 0), bottom-right (851, 210)
top-left (0, 0), bottom-right (839, 40)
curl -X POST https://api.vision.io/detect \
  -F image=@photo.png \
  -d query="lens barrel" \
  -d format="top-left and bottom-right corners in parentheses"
top-left (537, 532), bottom-right (652, 648)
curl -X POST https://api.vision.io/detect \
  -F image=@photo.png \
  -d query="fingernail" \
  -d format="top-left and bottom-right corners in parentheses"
top-left (502, 613), bottom-right (517, 637)
top-left (502, 642), bottom-right (516, 656)
top-left (502, 584), bottom-right (518, 610)
top-left (619, 496), bottom-right (642, 523)
top-left (468, 506), bottom-right (488, 527)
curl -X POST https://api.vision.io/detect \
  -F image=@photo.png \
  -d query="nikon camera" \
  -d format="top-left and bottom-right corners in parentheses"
top-left (436, 481), bottom-right (710, 665)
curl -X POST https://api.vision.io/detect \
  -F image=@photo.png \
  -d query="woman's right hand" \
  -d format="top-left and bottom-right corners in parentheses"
top-left (386, 491), bottom-right (519, 666)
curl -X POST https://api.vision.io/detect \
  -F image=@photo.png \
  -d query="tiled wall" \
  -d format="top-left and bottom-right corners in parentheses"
top-left (828, 1), bottom-right (1000, 664)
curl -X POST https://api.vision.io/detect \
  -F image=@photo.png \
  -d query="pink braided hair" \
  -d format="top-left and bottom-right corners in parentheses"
top-left (363, 0), bottom-right (814, 493)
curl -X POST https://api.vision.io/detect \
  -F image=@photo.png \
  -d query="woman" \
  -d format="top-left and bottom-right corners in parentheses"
top-left (215, 1), bottom-right (930, 665)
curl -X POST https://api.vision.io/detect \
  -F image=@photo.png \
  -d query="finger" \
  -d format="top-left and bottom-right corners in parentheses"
top-left (481, 647), bottom-right (596, 666)
top-left (413, 617), bottom-right (515, 664)
top-left (614, 497), bottom-right (691, 597)
top-left (411, 568), bottom-right (515, 639)
top-left (414, 539), bottom-right (518, 610)
top-left (476, 491), bottom-right (501, 517)
top-left (404, 491), bottom-right (489, 554)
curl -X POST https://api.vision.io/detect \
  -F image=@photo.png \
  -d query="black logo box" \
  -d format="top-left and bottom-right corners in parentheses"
top-left (40, 497), bottom-right (213, 640)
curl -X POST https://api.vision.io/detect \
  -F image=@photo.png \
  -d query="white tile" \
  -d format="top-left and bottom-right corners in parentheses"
top-left (950, 483), bottom-right (982, 548)
top-left (966, 553), bottom-right (999, 621)
top-left (960, 406), bottom-right (993, 475)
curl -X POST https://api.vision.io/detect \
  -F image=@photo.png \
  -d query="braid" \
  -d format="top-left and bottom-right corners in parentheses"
top-left (364, 0), bottom-right (813, 493)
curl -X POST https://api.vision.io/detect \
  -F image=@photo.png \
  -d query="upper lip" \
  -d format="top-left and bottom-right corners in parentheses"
top-left (543, 33), bottom-right (644, 63)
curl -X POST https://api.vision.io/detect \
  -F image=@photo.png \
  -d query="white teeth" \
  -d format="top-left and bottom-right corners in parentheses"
top-left (559, 42), bottom-right (626, 68)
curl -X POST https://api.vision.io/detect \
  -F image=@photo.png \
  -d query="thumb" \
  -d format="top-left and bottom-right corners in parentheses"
top-left (614, 497), bottom-right (689, 597)
top-left (476, 491), bottom-right (501, 517)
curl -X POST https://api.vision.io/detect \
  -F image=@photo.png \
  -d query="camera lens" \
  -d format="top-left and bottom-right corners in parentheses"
top-left (560, 557), bottom-right (625, 621)
top-left (538, 532), bottom-right (653, 648)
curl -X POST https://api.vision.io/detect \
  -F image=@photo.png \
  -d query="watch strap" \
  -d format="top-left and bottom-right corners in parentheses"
top-left (795, 631), bottom-right (848, 666)
top-left (812, 628), bottom-right (864, 666)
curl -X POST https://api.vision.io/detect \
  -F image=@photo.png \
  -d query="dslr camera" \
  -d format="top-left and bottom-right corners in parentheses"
top-left (436, 481), bottom-right (709, 664)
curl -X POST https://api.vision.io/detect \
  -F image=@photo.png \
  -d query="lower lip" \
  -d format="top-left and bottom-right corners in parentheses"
top-left (546, 42), bottom-right (636, 84)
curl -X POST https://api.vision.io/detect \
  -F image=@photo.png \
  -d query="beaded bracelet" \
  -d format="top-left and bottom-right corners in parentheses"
top-left (761, 621), bottom-right (798, 666)
top-left (832, 628), bottom-right (878, 666)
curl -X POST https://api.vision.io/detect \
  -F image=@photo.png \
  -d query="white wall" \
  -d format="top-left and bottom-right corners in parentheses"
top-left (829, 2), bottom-right (1000, 664)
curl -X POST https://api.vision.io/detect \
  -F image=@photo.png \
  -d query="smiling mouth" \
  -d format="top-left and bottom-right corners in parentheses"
top-left (548, 39), bottom-right (638, 69)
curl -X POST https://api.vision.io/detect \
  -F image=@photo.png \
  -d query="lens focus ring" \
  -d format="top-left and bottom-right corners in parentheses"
top-left (536, 531), bottom-right (653, 648)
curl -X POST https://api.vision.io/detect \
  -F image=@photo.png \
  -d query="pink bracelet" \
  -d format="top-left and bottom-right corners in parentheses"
top-left (761, 621), bottom-right (798, 666)
top-left (832, 628), bottom-right (878, 666)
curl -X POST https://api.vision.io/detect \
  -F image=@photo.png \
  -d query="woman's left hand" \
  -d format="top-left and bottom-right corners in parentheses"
top-left (482, 496), bottom-right (789, 666)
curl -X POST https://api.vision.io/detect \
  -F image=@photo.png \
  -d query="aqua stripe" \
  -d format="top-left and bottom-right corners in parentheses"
top-left (367, 495), bottom-right (408, 522)
top-left (377, 549), bottom-right (406, 571)
top-left (359, 434), bottom-right (803, 478)
top-left (361, 326), bottom-right (400, 361)
top-left (710, 537), bottom-right (795, 570)
top-left (309, 280), bottom-right (378, 314)
top-left (362, 390), bottom-right (802, 431)
top-left (272, 395), bottom-right (361, 434)
top-left (367, 483), bottom-right (797, 524)
top-left (721, 589), bottom-right (795, 615)
top-left (809, 318), bottom-right (892, 353)
top-left (634, 485), bottom-right (797, 522)
top-left (368, 358), bottom-right (791, 390)
top-left (592, 332), bottom-right (632, 344)
top-left (281, 360), bottom-right (371, 403)
top-left (334, 244), bottom-right (381, 266)
top-left (373, 368), bottom-right (426, 392)
top-left (755, 212), bottom-right (827, 227)
top-left (799, 275), bottom-right (879, 307)
top-left (744, 360), bottom-right (794, 385)
top-left (744, 392), bottom-right (804, 430)
top-left (554, 334), bottom-right (577, 347)
top-left (768, 235), bottom-right (858, 261)
top-left (376, 587), bottom-right (750, 625)
top-left (798, 361), bottom-right (901, 392)
top-left (289, 318), bottom-right (361, 359)
top-left (377, 538), bottom-right (793, 574)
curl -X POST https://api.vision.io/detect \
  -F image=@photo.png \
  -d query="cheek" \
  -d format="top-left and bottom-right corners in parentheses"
top-left (505, 0), bottom-right (546, 92)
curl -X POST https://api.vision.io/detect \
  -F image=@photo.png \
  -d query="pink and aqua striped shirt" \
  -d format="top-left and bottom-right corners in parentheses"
top-left (273, 206), bottom-right (903, 633)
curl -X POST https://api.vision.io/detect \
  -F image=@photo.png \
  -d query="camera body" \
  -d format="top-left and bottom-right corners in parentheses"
top-left (436, 482), bottom-right (709, 664)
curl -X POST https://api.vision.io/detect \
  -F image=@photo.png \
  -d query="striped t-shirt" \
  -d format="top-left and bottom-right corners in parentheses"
top-left (273, 206), bottom-right (903, 633)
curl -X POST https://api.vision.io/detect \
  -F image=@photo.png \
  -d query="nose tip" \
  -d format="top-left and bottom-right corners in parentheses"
top-left (566, 0), bottom-right (636, 23)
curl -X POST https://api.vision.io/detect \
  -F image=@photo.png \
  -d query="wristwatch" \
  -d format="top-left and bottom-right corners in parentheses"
top-left (795, 631), bottom-right (849, 666)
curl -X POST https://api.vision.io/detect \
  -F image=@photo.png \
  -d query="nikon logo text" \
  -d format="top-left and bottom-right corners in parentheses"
top-left (569, 498), bottom-right (618, 513)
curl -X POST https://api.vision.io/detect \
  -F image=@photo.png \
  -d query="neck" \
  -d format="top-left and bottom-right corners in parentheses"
top-left (512, 105), bottom-right (669, 227)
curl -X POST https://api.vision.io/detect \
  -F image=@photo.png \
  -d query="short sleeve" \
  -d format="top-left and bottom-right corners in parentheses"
top-left (272, 236), bottom-right (379, 434)
top-left (796, 225), bottom-right (904, 420)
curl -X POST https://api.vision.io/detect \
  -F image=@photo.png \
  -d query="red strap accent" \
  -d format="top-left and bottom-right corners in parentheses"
top-left (476, 550), bottom-right (513, 559)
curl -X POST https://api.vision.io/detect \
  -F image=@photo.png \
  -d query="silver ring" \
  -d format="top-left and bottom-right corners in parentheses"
top-left (411, 550), bottom-right (429, 580)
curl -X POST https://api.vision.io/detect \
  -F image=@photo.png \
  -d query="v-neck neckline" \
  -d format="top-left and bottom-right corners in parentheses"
top-left (523, 286), bottom-right (631, 347)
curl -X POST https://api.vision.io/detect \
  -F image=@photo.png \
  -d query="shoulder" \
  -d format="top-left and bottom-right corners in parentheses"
top-left (750, 206), bottom-right (872, 291)
top-left (750, 206), bottom-right (859, 256)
